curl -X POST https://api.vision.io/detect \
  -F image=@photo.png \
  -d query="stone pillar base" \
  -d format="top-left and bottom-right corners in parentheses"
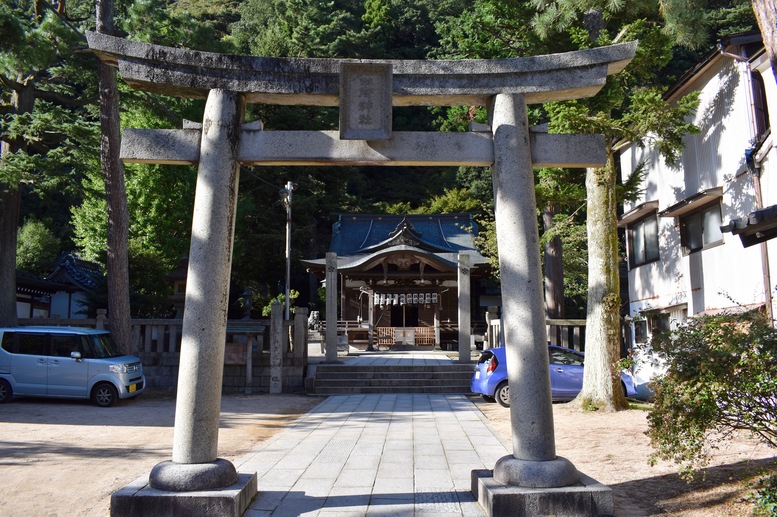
top-left (150, 458), bottom-right (238, 491)
top-left (471, 469), bottom-right (613, 517)
top-left (111, 471), bottom-right (257, 517)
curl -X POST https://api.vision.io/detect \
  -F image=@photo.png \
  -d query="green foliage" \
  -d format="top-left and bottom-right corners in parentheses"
top-left (1, 0), bottom-right (100, 187)
top-left (16, 218), bottom-right (60, 274)
top-left (435, 0), bottom-right (554, 59)
top-left (436, 2), bottom-right (702, 325)
top-left (474, 216), bottom-right (499, 275)
top-left (415, 188), bottom-right (483, 214)
top-left (646, 310), bottom-right (777, 480)
top-left (72, 161), bottom-right (195, 316)
top-left (753, 473), bottom-right (777, 517)
top-left (126, 239), bottom-right (176, 318)
top-left (540, 211), bottom-right (588, 311)
top-left (621, 89), bottom-right (701, 166)
top-left (232, 0), bottom-right (360, 57)
top-left (234, 0), bottom-right (464, 59)
top-left (260, 290), bottom-right (299, 317)
top-left (121, 0), bottom-right (238, 51)
top-left (659, 0), bottom-right (756, 51)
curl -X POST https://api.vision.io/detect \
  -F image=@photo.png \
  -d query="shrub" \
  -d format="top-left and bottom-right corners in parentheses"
top-left (753, 473), bottom-right (777, 516)
top-left (645, 310), bottom-right (777, 480)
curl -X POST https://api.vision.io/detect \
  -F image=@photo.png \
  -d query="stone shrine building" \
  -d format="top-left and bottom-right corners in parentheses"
top-left (303, 213), bottom-right (489, 348)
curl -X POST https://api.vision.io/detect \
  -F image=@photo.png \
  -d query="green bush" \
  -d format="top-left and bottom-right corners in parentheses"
top-left (753, 473), bottom-right (777, 516)
top-left (260, 290), bottom-right (299, 317)
top-left (645, 310), bottom-right (777, 480)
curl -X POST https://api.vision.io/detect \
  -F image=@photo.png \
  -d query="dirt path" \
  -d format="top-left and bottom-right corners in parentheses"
top-left (477, 400), bottom-right (776, 516)
top-left (0, 392), bottom-right (773, 516)
top-left (0, 392), bottom-right (319, 517)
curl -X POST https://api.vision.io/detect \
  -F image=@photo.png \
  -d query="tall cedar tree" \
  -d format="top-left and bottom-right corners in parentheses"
top-left (0, 0), bottom-right (99, 326)
top-left (95, 0), bottom-right (132, 354)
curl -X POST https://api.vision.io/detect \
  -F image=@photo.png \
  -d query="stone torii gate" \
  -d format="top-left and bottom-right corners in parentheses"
top-left (87, 32), bottom-right (635, 516)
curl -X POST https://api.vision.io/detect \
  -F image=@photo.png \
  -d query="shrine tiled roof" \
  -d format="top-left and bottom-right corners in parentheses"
top-left (45, 253), bottom-right (104, 292)
top-left (300, 213), bottom-right (488, 274)
top-left (16, 270), bottom-right (75, 296)
top-left (330, 213), bottom-right (482, 257)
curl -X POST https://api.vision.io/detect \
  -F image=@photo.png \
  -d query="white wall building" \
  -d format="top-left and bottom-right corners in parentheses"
top-left (619, 32), bottom-right (777, 346)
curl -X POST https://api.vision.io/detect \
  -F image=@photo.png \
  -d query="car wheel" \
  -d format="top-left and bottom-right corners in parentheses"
top-left (495, 381), bottom-right (510, 407)
top-left (0, 379), bottom-right (12, 403)
top-left (91, 382), bottom-right (118, 407)
top-left (481, 394), bottom-right (496, 403)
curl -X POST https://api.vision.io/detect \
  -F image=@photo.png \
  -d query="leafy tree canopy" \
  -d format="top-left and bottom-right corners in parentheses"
top-left (16, 217), bottom-right (60, 274)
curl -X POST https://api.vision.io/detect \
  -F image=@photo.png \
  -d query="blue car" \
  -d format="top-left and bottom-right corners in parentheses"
top-left (471, 345), bottom-right (637, 407)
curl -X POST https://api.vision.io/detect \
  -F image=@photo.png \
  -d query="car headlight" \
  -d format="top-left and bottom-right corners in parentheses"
top-left (109, 364), bottom-right (128, 374)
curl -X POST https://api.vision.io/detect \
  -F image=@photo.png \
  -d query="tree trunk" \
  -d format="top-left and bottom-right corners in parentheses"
top-left (97, 0), bottom-right (132, 354)
top-left (574, 161), bottom-right (628, 411)
top-left (0, 80), bottom-right (34, 327)
top-left (543, 204), bottom-right (564, 320)
top-left (0, 185), bottom-right (21, 327)
top-left (752, 0), bottom-right (777, 83)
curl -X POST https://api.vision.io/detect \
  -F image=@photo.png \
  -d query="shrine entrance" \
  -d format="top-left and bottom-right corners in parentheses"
top-left (303, 212), bottom-right (489, 350)
top-left (87, 31), bottom-right (636, 516)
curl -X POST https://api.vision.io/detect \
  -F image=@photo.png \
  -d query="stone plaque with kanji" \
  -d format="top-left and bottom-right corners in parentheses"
top-left (339, 63), bottom-right (392, 140)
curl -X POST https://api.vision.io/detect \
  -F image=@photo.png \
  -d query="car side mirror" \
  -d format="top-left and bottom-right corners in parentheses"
top-left (70, 351), bottom-right (82, 361)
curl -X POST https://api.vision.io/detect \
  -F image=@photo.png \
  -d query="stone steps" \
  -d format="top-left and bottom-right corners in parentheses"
top-left (310, 363), bottom-right (475, 395)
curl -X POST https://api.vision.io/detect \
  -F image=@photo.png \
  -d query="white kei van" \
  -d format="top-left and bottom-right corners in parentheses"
top-left (0, 326), bottom-right (145, 407)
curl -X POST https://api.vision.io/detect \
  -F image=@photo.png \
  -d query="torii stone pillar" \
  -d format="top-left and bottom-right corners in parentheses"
top-left (490, 93), bottom-right (577, 487)
top-left (149, 89), bottom-right (245, 492)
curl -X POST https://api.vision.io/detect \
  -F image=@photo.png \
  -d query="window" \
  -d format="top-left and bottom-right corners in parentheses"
top-left (633, 319), bottom-right (648, 343)
top-left (628, 212), bottom-right (659, 267)
top-left (752, 72), bottom-right (770, 142)
top-left (549, 348), bottom-right (584, 366)
top-left (634, 312), bottom-right (673, 344)
top-left (648, 313), bottom-right (670, 335)
top-left (17, 333), bottom-right (48, 356)
top-left (680, 202), bottom-right (723, 254)
top-left (51, 335), bottom-right (83, 358)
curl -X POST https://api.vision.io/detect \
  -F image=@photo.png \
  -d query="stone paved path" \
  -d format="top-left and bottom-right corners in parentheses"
top-left (238, 393), bottom-right (509, 516)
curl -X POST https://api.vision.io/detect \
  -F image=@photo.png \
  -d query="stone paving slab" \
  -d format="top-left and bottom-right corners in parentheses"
top-left (237, 394), bottom-right (510, 516)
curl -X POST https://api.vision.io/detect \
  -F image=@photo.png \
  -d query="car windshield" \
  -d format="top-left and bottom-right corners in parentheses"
top-left (89, 334), bottom-right (122, 358)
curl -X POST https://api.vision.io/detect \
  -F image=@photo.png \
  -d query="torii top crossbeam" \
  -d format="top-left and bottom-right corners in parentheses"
top-left (87, 32), bottom-right (636, 107)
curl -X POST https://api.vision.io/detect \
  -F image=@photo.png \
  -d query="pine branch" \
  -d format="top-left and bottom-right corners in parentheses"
top-left (0, 74), bottom-right (25, 93)
top-left (40, 1), bottom-right (89, 44)
top-left (35, 88), bottom-right (94, 107)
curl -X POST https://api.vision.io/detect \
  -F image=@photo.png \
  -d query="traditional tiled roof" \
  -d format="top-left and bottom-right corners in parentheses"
top-left (332, 214), bottom-right (481, 254)
top-left (16, 270), bottom-right (75, 296)
top-left (303, 213), bottom-right (488, 273)
top-left (45, 253), bottom-right (104, 292)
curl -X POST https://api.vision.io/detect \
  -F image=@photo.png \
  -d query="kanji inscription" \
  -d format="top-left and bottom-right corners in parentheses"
top-left (339, 63), bottom-right (392, 140)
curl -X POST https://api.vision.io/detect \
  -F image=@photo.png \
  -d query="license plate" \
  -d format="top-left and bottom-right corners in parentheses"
top-left (129, 384), bottom-right (137, 393)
